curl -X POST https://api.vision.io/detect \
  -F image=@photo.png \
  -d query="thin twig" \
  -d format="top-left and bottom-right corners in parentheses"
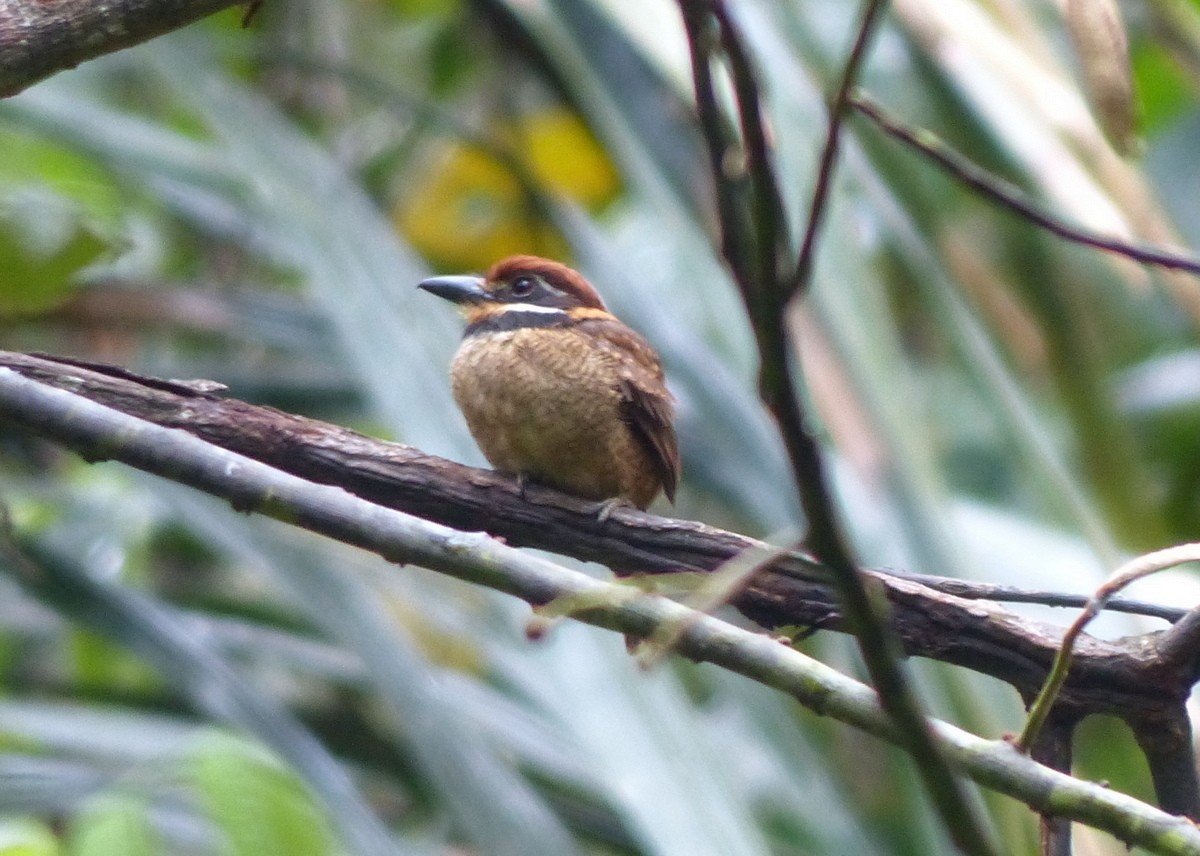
top-left (874, 567), bottom-right (1186, 622)
top-left (849, 90), bottom-right (1200, 277)
top-left (1016, 543), bottom-right (1200, 753)
top-left (785, 0), bottom-right (891, 300)
top-left (635, 539), bottom-right (797, 669)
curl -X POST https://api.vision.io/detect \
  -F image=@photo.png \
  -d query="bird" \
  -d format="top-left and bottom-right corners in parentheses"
top-left (418, 255), bottom-right (679, 511)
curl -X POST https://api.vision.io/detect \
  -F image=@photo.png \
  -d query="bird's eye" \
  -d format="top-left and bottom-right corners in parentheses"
top-left (510, 277), bottom-right (536, 298)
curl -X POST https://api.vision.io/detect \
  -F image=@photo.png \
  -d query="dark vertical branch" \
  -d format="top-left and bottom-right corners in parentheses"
top-left (675, 1), bottom-right (996, 853)
top-left (1130, 712), bottom-right (1200, 821)
top-left (709, 4), bottom-right (788, 292)
top-left (680, 6), bottom-right (755, 289)
top-left (1029, 714), bottom-right (1078, 856)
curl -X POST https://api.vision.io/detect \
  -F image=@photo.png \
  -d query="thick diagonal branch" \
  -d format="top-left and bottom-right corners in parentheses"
top-left (0, 349), bottom-right (1192, 727)
top-left (0, 0), bottom-right (241, 98)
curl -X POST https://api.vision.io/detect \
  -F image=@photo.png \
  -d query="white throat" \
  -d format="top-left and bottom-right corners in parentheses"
top-left (498, 303), bottom-right (567, 315)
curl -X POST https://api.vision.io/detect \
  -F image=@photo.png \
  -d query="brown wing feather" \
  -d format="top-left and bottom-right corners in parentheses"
top-left (618, 377), bottom-right (680, 502)
top-left (577, 316), bottom-right (681, 503)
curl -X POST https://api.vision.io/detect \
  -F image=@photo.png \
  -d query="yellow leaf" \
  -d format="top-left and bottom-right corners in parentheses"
top-left (395, 108), bottom-right (618, 270)
top-left (523, 109), bottom-right (620, 203)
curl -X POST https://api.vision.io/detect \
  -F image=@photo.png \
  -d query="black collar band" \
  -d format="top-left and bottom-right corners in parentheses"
top-left (464, 308), bottom-right (572, 338)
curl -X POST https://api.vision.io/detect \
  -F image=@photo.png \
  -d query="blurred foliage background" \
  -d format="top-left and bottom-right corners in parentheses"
top-left (0, 0), bottom-right (1199, 853)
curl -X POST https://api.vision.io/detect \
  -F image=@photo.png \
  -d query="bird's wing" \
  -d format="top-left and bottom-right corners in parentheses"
top-left (579, 317), bottom-right (681, 502)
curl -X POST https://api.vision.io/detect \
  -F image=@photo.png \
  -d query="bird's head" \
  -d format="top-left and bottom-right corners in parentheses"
top-left (418, 256), bottom-right (607, 322)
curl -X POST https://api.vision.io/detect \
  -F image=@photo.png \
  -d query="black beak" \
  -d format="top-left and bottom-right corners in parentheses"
top-left (417, 275), bottom-right (488, 304)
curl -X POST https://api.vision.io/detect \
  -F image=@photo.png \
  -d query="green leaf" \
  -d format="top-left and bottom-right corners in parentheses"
top-left (67, 797), bottom-right (158, 856)
top-left (0, 130), bottom-right (123, 227)
top-left (189, 731), bottom-right (336, 856)
top-left (1131, 40), bottom-right (1191, 133)
top-left (68, 629), bottom-right (160, 694)
top-left (0, 190), bottom-right (108, 314)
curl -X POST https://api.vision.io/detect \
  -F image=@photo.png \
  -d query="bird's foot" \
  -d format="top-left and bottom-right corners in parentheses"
top-left (594, 496), bottom-right (634, 523)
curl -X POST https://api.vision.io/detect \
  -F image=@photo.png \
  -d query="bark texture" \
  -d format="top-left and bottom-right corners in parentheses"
top-left (0, 0), bottom-right (240, 97)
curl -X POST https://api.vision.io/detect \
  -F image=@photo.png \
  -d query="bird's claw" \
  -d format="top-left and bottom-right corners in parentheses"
top-left (595, 496), bottom-right (634, 523)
